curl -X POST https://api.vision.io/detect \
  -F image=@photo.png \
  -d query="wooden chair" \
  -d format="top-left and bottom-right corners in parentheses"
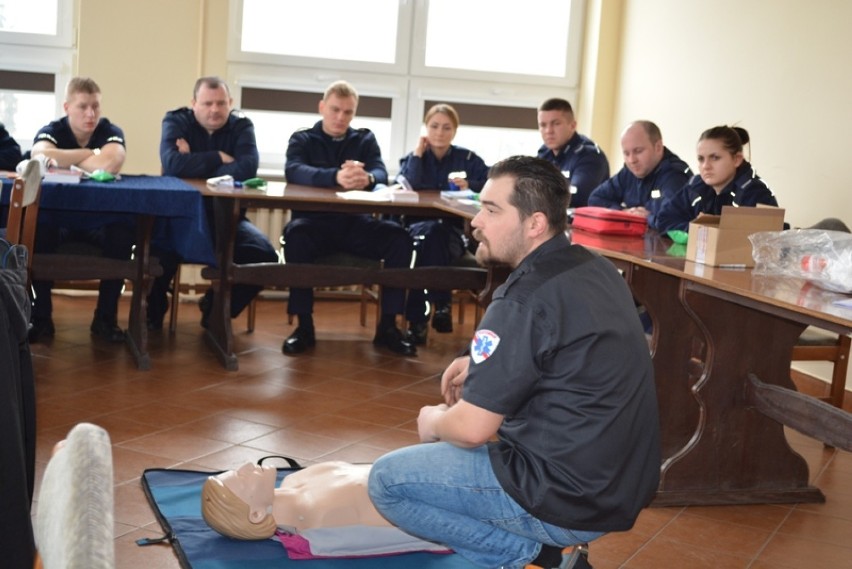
top-left (167, 264), bottom-right (257, 333)
top-left (452, 251), bottom-right (485, 327)
top-left (9, 160), bottom-right (164, 369)
top-left (4, 161), bottom-right (42, 267)
top-left (275, 234), bottom-right (383, 328)
top-left (792, 329), bottom-right (850, 409)
top-left (790, 218), bottom-right (852, 410)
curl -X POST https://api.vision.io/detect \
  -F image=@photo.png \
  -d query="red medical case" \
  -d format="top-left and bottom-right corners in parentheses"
top-left (571, 206), bottom-right (647, 236)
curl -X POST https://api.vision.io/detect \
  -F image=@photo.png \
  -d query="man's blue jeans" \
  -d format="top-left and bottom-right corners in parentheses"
top-left (368, 443), bottom-right (603, 569)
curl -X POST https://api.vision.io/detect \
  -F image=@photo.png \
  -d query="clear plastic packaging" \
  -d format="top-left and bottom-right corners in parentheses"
top-left (749, 229), bottom-right (852, 293)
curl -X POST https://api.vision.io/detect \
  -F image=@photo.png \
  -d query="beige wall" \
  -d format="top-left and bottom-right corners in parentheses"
top-left (597, 0), bottom-right (852, 230)
top-left (76, 0), bottom-right (229, 174)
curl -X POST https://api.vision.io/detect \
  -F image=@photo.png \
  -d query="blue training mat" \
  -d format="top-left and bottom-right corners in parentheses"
top-left (140, 468), bottom-right (478, 569)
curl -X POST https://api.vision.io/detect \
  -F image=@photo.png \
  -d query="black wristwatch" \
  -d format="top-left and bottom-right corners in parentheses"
top-left (367, 173), bottom-right (376, 188)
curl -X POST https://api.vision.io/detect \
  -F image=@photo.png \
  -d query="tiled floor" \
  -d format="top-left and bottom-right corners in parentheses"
top-left (29, 293), bottom-right (852, 569)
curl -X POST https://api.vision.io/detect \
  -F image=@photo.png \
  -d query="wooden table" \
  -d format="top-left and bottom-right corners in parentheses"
top-left (189, 181), bottom-right (490, 370)
top-left (1, 175), bottom-right (215, 370)
top-left (573, 227), bottom-right (852, 506)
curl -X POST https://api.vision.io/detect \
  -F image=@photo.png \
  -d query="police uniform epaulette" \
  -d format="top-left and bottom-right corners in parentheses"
top-left (734, 166), bottom-right (758, 190)
top-left (686, 173), bottom-right (702, 186)
top-left (573, 140), bottom-right (601, 155)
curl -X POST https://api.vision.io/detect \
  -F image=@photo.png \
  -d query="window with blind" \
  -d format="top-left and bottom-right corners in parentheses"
top-left (229, 0), bottom-right (585, 174)
top-left (0, 0), bottom-right (74, 150)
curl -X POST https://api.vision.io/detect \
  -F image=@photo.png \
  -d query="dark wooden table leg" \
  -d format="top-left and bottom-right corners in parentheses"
top-left (126, 215), bottom-right (153, 370)
top-left (627, 265), bottom-right (704, 471)
top-left (203, 196), bottom-right (239, 371)
top-left (651, 282), bottom-right (824, 506)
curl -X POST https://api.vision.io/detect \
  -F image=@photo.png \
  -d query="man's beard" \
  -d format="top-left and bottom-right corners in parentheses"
top-left (473, 231), bottom-right (520, 268)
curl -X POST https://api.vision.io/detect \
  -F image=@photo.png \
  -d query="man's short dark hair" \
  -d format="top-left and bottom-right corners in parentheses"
top-left (489, 155), bottom-right (569, 234)
top-left (193, 76), bottom-right (231, 99)
top-left (538, 98), bottom-right (574, 117)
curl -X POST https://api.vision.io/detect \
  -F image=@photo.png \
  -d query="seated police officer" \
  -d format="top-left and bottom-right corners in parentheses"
top-left (588, 120), bottom-right (692, 229)
top-left (282, 80), bottom-right (415, 357)
top-left (29, 77), bottom-right (132, 344)
top-left (153, 76), bottom-right (277, 330)
top-left (536, 98), bottom-right (609, 209)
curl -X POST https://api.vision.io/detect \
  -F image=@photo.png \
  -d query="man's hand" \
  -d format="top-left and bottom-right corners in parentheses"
top-left (450, 177), bottom-right (469, 190)
top-left (336, 160), bottom-right (370, 190)
top-left (625, 206), bottom-right (650, 218)
top-left (417, 404), bottom-right (449, 442)
top-left (441, 356), bottom-right (469, 406)
top-left (175, 138), bottom-right (190, 154)
top-left (219, 151), bottom-right (235, 164)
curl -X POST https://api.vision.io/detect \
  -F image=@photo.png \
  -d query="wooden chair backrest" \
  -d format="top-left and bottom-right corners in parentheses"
top-left (5, 174), bottom-right (41, 258)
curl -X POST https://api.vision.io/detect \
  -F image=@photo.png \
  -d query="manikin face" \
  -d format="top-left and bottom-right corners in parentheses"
top-left (192, 83), bottom-right (233, 133)
top-left (425, 112), bottom-right (456, 153)
top-left (537, 109), bottom-right (576, 153)
top-left (471, 176), bottom-right (529, 268)
top-left (319, 93), bottom-right (357, 138)
top-left (621, 124), bottom-right (664, 179)
top-left (218, 462), bottom-right (277, 523)
top-left (696, 138), bottom-right (743, 193)
top-left (64, 91), bottom-right (101, 140)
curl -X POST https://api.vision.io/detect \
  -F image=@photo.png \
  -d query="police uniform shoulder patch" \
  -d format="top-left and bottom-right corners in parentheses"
top-left (470, 329), bottom-right (500, 364)
top-left (36, 133), bottom-right (58, 145)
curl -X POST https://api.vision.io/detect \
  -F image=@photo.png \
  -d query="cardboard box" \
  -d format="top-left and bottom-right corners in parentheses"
top-left (686, 205), bottom-right (785, 267)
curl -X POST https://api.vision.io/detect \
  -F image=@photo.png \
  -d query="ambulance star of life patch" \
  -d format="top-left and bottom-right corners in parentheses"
top-left (471, 329), bottom-right (500, 364)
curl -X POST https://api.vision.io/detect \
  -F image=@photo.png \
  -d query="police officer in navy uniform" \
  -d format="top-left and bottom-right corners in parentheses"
top-left (282, 80), bottom-right (416, 356)
top-left (588, 120), bottom-right (692, 229)
top-left (536, 98), bottom-right (609, 209)
top-left (397, 103), bottom-right (490, 344)
top-left (154, 76), bottom-right (277, 330)
top-left (0, 122), bottom-right (22, 171)
top-left (655, 126), bottom-right (777, 233)
top-left (29, 76), bottom-right (132, 344)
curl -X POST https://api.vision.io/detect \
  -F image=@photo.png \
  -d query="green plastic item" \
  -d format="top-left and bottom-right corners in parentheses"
top-left (667, 229), bottom-right (688, 244)
top-left (242, 177), bottom-right (267, 189)
top-left (89, 169), bottom-right (116, 182)
top-left (666, 243), bottom-right (687, 257)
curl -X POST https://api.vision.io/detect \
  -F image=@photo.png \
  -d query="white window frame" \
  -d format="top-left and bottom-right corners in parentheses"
top-left (228, 0), bottom-right (586, 176)
top-left (227, 0), bottom-right (415, 76)
top-left (409, 0), bottom-right (586, 87)
top-left (230, 64), bottom-right (409, 175)
top-left (0, 0), bottom-right (75, 148)
top-left (0, 0), bottom-right (75, 48)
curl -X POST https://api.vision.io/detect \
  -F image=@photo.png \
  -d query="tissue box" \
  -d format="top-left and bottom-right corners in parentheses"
top-left (686, 205), bottom-right (785, 267)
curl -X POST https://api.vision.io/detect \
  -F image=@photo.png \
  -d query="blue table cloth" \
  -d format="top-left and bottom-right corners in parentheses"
top-left (1, 175), bottom-right (215, 266)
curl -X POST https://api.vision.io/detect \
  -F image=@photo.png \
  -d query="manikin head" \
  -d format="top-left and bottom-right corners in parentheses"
top-left (201, 462), bottom-right (278, 540)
